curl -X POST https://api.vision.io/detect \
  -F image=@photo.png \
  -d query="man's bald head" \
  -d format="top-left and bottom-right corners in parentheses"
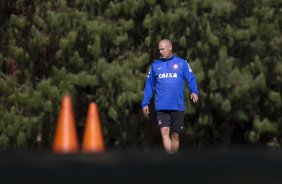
top-left (159, 39), bottom-right (172, 50)
top-left (158, 39), bottom-right (173, 59)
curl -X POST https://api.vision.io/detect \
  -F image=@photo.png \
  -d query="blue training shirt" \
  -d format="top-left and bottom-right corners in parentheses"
top-left (141, 55), bottom-right (199, 111)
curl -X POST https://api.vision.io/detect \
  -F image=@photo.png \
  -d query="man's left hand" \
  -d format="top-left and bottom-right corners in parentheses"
top-left (190, 93), bottom-right (198, 103)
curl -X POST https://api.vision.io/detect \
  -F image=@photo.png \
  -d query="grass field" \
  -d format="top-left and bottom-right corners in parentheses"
top-left (0, 148), bottom-right (282, 184)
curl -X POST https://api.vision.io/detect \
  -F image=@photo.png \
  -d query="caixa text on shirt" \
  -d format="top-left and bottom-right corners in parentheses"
top-left (158, 73), bottom-right (177, 78)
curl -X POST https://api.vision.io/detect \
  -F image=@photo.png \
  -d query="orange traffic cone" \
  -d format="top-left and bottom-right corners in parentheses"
top-left (52, 95), bottom-right (79, 153)
top-left (82, 102), bottom-right (105, 153)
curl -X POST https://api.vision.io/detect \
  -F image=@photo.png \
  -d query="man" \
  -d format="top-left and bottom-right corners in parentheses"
top-left (141, 39), bottom-right (199, 153)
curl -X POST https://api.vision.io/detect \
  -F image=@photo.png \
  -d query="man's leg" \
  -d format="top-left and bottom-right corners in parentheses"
top-left (170, 111), bottom-right (184, 153)
top-left (171, 132), bottom-right (179, 153)
top-left (160, 127), bottom-right (172, 153)
top-left (156, 111), bottom-right (172, 153)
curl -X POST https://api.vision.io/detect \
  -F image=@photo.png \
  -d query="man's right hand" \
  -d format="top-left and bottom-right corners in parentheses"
top-left (142, 106), bottom-right (150, 118)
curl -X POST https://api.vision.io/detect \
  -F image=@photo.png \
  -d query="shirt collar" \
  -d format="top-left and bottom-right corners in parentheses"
top-left (161, 55), bottom-right (174, 61)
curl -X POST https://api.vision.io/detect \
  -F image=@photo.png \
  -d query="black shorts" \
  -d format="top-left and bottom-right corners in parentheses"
top-left (156, 110), bottom-right (184, 134)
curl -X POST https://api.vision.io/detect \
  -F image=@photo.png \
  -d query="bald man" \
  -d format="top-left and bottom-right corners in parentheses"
top-left (141, 39), bottom-right (199, 153)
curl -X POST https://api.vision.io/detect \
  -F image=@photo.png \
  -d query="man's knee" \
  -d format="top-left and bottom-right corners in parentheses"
top-left (160, 127), bottom-right (170, 137)
top-left (171, 132), bottom-right (179, 141)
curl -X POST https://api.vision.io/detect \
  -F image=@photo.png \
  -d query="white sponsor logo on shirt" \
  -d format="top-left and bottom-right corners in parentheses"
top-left (158, 73), bottom-right (177, 78)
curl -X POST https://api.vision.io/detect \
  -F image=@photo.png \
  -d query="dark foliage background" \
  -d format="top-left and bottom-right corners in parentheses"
top-left (0, 0), bottom-right (281, 151)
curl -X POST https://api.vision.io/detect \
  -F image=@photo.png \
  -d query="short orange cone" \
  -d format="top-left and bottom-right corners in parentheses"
top-left (52, 95), bottom-right (79, 153)
top-left (82, 102), bottom-right (105, 153)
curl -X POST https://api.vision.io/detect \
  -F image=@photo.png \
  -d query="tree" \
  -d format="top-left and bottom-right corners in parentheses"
top-left (0, 0), bottom-right (281, 151)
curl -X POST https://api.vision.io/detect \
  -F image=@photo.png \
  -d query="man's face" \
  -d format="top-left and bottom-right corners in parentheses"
top-left (158, 41), bottom-right (172, 59)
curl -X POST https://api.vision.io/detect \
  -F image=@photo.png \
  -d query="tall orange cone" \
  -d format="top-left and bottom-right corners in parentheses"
top-left (82, 102), bottom-right (105, 153)
top-left (52, 95), bottom-right (79, 153)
